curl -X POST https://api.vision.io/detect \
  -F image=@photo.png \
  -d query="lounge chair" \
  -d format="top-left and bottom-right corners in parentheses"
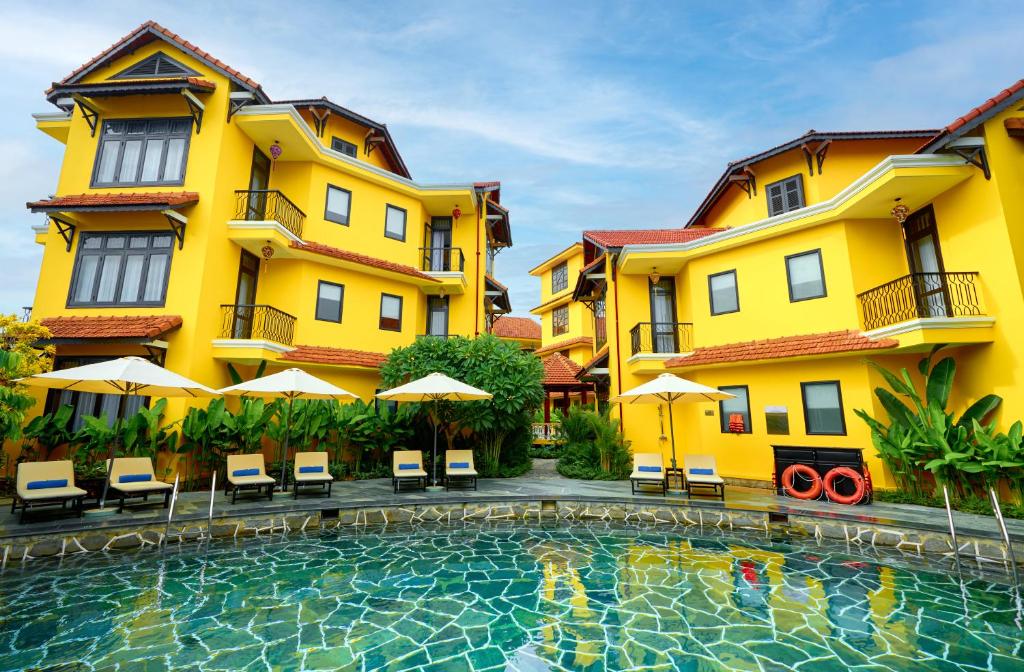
top-left (444, 449), bottom-right (478, 491)
top-left (684, 454), bottom-right (725, 500)
top-left (392, 450), bottom-right (427, 493)
top-left (293, 451), bottom-right (333, 498)
top-left (225, 454), bottom-right (275, 503)
top-left (108, 457), bottom-right (173, 513)
top-left (11, 460), bottom-right (87, 524)
top-left (630, 453), bottom-right (666, 495)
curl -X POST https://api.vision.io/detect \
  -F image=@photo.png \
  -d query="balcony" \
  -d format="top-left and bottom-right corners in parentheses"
top-left (229, 189), bottom-right (306, 243)
top-left (213, 304), bottom-right (297, 363)
top-left (858, 272), bottom-right (994, 346)
top-left (627, 322), bottom-right (694, 373)
top-left (420, 246), bottom-right (467, 295)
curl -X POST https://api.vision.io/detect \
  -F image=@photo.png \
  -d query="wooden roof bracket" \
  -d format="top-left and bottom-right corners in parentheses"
top-left (70, 94), bottom-right (99, 136)
top-left (49, 215), bottom-right (77, 252)
top-left (945, 137), bottom-right (990, 180)
top-left (728, 166), bottom-right (757, 198)
top-left (162, 209), bottom-right (187, 250)
top-left (180, 89), bottom-right (204, 133)
top-left (227, 91), bottom-right (255, 122)
top-left (364, 130), bottom-right (386, 157)
top-left (309, 106), bottom-right (330, 137)
top-left (801, 139), bottom-right (831, 176)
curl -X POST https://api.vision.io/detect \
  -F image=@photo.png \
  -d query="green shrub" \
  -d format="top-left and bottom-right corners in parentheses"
top-left (556, 406), bottom-right (631, 480)
top-left (874, 489), bottom-right (1024, 519)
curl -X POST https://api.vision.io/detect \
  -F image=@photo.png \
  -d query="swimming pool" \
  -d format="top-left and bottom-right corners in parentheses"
top-left (0, 523), bottom-right (1020, 671)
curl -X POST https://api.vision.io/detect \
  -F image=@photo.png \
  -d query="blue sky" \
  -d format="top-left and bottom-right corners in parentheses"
top-left (1, 1), bottom-right (1022, 317)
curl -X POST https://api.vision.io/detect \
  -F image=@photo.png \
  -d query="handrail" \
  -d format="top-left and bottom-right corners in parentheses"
top-left (629, 321), bottom-right (694, 356)
top-left (857, 271), bottom-right (982, 331)
top-left (161, 474), bottom-right (180, 548)
top-left (420, 246), bottom-right (465, 273)
top-left (234, 189), bottom-right (306, 238)
top-left (220, 304), bottom-right (297, 345)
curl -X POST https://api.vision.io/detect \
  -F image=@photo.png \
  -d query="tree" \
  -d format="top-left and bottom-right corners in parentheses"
top-left (380, 335), bottom-right (544, 475)
top-left (0, 316), bottom-right (54, 379)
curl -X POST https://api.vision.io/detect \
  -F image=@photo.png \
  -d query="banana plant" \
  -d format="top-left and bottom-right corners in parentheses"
top-left (224, 397), bottom-right (275, 453)
top-left (973, 419), bottom-right (1024, 498)
top-left (22, 404), bottom-right (75, 460)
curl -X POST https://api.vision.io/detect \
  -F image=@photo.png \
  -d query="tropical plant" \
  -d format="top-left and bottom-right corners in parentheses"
top-left (972, 419), bottom-right (1024, 499)
top-left (22, 404), bottom-right (75, 460)
top-left (120, 398), bottom-right (177, 458)
top-left (0, 349), bottom-right (39, 451)
top-left (0, 315), bottom-right (54, 378)
top-left (224, 398), bottom-right (275, 453)
top-left (556, 405), bottom-right (631, 480)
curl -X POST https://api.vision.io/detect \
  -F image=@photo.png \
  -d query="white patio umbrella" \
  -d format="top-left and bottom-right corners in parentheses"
top-left (612, 373), bottom-right (734, 480)
top-left (375, 372), bottom-right (492, 489)
top-left (17, 356), bottom-right (219, 510)
top-left (218, 368), bottom-right (358, 490)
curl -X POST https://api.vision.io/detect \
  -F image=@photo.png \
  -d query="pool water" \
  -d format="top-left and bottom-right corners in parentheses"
top-left (0, 523), bottom-right (1021, 671)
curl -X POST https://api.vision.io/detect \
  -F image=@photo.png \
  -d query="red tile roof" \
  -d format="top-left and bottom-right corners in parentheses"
top-left (28, 192), bottom-right (199, 212)
top-left (947, 79), bottom-right (1024, 133)
top-left (56, 20), bottom-right (264, 94)
top-left (40, 315), bottom-right (182, 340)
top-left (52, 76), bottom-right (217, 92)
top-left (583, 228), bottom-right (725, 248)
top-left (491, 316), bottom-right (541, 340)
top-left (291, 241), bottom-right (439, 282)
top-left (664, 330), bottom-right (898, 369)
top-left (542, 353), bottom-right (584, 387)
top-left (485, 275), bottom-right (508, 292)
top-left (534, 336), bottom-right (593, 357)
top-left (280, 345), bottom-right (387, 369)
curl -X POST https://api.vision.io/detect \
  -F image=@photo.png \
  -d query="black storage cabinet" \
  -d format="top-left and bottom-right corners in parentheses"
top-left (772, 445), bottom-right (872, 504)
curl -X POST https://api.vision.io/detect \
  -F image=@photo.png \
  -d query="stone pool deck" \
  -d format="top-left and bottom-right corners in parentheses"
top-left (2, 474), bottom-right (1022, 568)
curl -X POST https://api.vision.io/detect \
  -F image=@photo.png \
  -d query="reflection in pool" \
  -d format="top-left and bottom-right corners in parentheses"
top-left (0, 523), bottom-right (1020, 671)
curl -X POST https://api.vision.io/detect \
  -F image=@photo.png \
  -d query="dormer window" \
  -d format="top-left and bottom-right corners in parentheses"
top-left (766, 175), bottom-right (804, 217)
top-left (331, 137), bottom-right (358, 158)
top-left (111, 52), bottom-right (199, 79)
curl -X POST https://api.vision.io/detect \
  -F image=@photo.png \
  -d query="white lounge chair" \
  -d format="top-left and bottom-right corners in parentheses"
top-left (293, 451), bottom-right (333, 498)
top-left (11, 460), bottom-right (87, 524)
top-left (630, 453), bottom-right (666, 496)
top-left (108, 457), bottom-right (173, 512)
top-left (225, 454), bottom-right (275, 503)
top-left (392, 450), bottom-right (427, 493)
top-left (684, 454), bottom-right (725, 500)
top-left (444, 449), bottom-right (478, 491)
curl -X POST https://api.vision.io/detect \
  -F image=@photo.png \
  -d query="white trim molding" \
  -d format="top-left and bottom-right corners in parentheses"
top-left (227, 220), bottom-right (304, 244)
top-left (864, 316), bottom-right (996, 340)
top-left (211, 338), bottom-right (295, 354)
top-left (627, 352), bottom-right (691, 365)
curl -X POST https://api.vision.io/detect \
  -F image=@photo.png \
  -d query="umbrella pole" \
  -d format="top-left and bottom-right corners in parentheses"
top-left (432, 410), bottom-right (439, 488)
top-left (99, 390), bottom-right (130, 509)
top-left (279, 397), bottom-right (293, 492)
top-left (667, 403), bottom-right (683, 494)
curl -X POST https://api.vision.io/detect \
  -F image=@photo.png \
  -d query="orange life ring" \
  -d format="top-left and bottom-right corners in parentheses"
top-left (781, 463), bottom-right (822, 500)
top-left (823, 466), bottom-right (866, 505)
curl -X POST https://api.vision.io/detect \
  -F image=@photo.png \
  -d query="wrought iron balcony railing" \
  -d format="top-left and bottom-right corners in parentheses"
top-left (220, 304), bottom-right (297, 346)
top-left (421, 247), bottom-right (465, 273)
top-left (630, 322), bottom-right (694, 356)
top-left (234, 189), bottom-right (306, 239)
top-left (858, 272), bottom-right (983, 331)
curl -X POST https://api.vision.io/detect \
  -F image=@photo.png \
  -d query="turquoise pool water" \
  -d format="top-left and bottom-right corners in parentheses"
top-left (0, 523), bottom-right (1021, 671)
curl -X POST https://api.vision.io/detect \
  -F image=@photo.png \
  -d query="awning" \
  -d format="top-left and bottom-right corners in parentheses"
top-left (486, 200), bottom-right (512, 248)
top-left (485, 275), bottom-right (511, 314)
top-left (28, 192), bottom-right (199, 213)
top-left (39, 315), bottom-right (183, 344)
top-left (577, 346), bottom-right (610, 381)
top-left (47, 77), bottom-right (215, 102)
top-left (572, 255), bottom-right (606, 304)
top-left (279, 344), bottom-right (387, 370)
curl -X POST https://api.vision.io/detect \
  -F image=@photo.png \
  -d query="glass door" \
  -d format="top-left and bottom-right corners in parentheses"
top-left (903, 206), bottom-right (949, 318)
top-left (426, 296), bottom-right (449, 336)
top-left (648, 278), bottom-right (678, 353)
top-left (245, 148), bottom-right (271, 220)
top-left (429, 217), bottom-right (452, 271)
top-left (232, 251), bottom-right (260, 338)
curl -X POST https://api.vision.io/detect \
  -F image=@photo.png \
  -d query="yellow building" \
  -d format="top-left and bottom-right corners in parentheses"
top-left (17, 21), bottom-right (513, 444)
top-left (538, 78), bottom-right (1024, 489)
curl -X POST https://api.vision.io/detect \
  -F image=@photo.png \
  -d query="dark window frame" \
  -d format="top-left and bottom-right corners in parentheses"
top-left (766, 174), bottom-right (805, 217)
top-left (67, 231), bottom-right (175, 308)
top-left (384, 204), bottom-right (407, 242)
top-left (801, 380), bottom-right (848, 436)
top-left (315, 280), bottom-right (344, 323)
top-left (324, 183), bottom-right (352, 226)
top-left (426, 295), bottom-right (450, 336)
top-left (552, 305), bottom-right (569, 336)
top-left (785, 249), bottom-right (827, 302)
top-left (718, 384), bottom-right (752, 434)
top-left (45, 356), bottom-right (151, 430)
top-left (708, 269), bottom-right (739, 316)
top-left (91, 117), bottom-right (192, 188)
top-left (331, 136), bottom-right (358, 158)
top-left (551, 262), bottom-right (569, 294)
top-left (379, 293), bottom-right (403, 332)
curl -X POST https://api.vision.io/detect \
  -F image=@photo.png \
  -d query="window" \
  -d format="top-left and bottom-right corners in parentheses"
top-left (374, 388), bottom-right (398, 414)
top-left (426, 296), bottom-right (449, 336)
top-left (552, 305), bottom-right (569, 336)
top-left (69, 232), bottom-right (174, 307)
top-left (325, 184), bottom-right (352, 225)
top-left (551, 262), bottom-right (569, 294)
top-left (801, 381), bottom-right (846, 435)
top-left (719, 385), bottom-right (751, 434)
top-left (46, 357), bottom-right (148, 431)
top-left (708, 270), bottom-right (739, 315)
top-left (331, 137), bottom-right (358, 158)
top-left (92, 118), bottom-right (191, 186)
top-left (384, 205), bottom-right (407, 241)
top-left (766, 175), bottom-right (805, 217)
top-left (315, 281), bottom-right (344, 322)
top-left (786, 250), bottom-right (826, 302)
top-left (380, 293), bottom-right (403, 331)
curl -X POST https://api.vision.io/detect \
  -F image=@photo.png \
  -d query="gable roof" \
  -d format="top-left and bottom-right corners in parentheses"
top-left (50, 20), bottom-right (268, 104)
top-left (683, 129), bottom-right (938, 229)
top-left (583, 227), bottom-right (725, 249)
top-left (491, 316), bottom-right (541, 340)
top-left (542, 353), bottom-right (585, 387)
top-left (919, 78), bottom-right (1024, 153)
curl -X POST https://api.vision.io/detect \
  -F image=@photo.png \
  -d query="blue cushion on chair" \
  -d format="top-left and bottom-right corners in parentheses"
top-left (689, 468), bottom-right (714, 475)
top-left (449, 462), bottom-right (470, 469)
top-left (637, 466), bottom-right (661, 473)
top-left (299, 465), bottom-right (324, 473)
top-left (232, 468), bottom-right (259, 477)
top-left (27, 479), bottom-right (68, 490)
top-left (119, 474), bottom-right (152, 483)
top-left (398, 463), bottom-right (420, 470)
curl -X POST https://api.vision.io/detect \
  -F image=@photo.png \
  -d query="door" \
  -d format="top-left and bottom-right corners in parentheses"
top-left (245, 148), bottom-right (271, 220)
top-left (648, 278), bottom-right (678, 353)
top-left (428, 217), bottom-right (452, 271)
top-left (426, 296), bottom-right (449, 336)
top-left (232, 250), bottom-right (260, 338)
top-left (903, 206), bottom-right (949, 318)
